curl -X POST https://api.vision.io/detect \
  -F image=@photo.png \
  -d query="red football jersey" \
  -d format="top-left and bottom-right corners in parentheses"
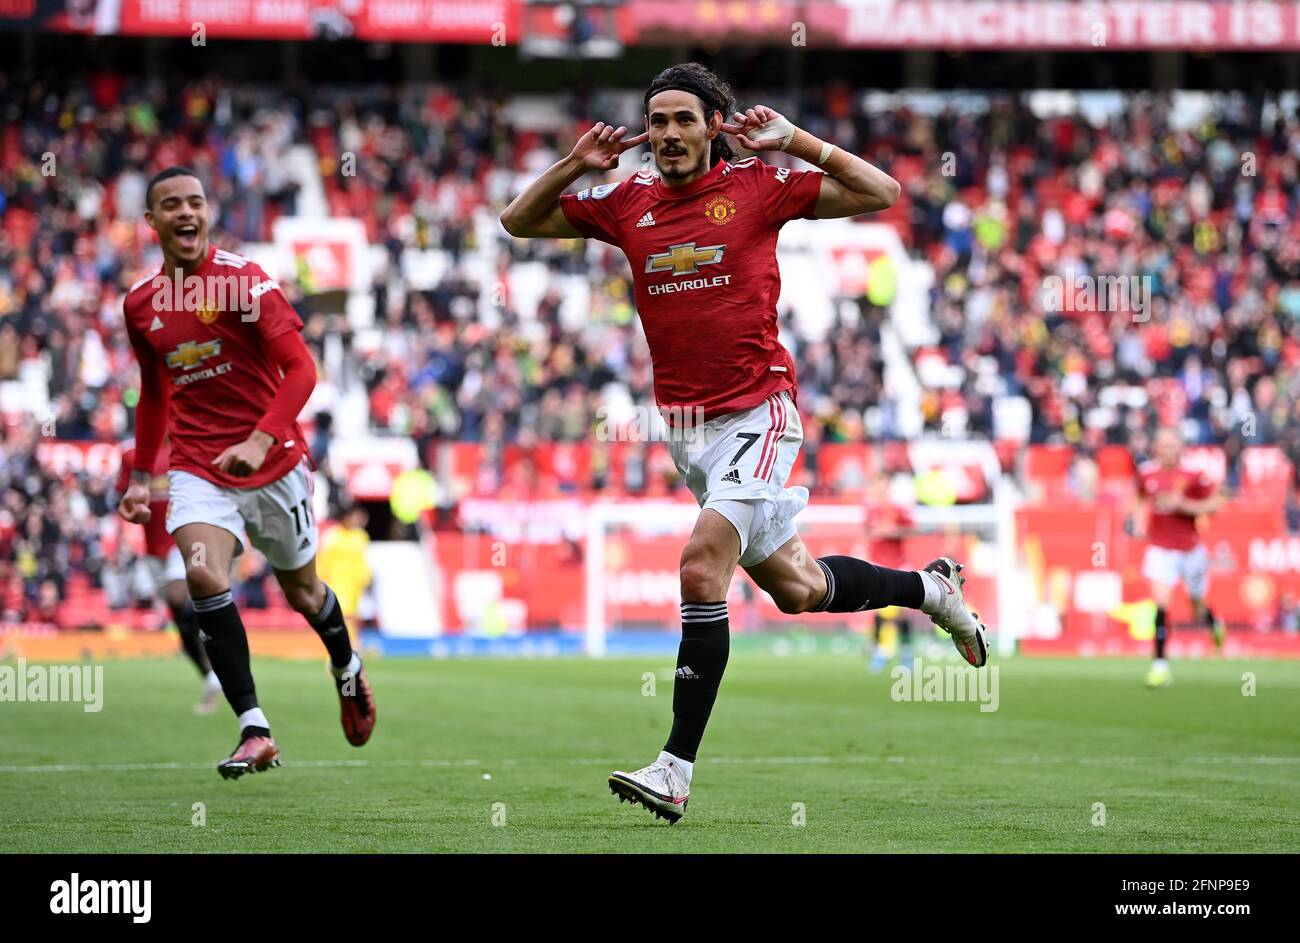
top-left (866, 499), bottom-right (914, 570)
top-left (560, 157), bottom-right (823, 420)
top-left (1137, 460), bottom-right (1215, 551)
top-left (123, 245), bottom-right (308, 489)
top-left (115, 442), bottom-right (173, 559)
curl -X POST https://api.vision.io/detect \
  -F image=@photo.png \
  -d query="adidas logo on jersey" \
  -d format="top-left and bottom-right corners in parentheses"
top-left (675, 666), bottom-right (699, 680)
top-left (298, 537), bottom-right (311, 550)
top-left (721, 469), bottom-right (742, 485)
top-left (636, 211), bottom-right (656, 228)
top-left (150, 316), bottom-right (164, 332)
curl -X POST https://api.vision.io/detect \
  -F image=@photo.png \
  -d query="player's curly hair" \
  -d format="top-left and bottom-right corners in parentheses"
top-left (643, 62), bottom-right (737, 167)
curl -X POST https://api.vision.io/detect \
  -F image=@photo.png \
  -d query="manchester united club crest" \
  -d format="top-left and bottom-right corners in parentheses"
top-left (704, 195), bottom-right (737, 226)
top-left (194, 303), bottom-right (219, 325)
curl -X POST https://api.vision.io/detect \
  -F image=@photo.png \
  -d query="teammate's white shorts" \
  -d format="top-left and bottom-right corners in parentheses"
top-left (132, 546), bottom-right (186, 598)
top-left (166, 458), bottom-right (317, 571)
top-left (668, 391), bottom-right (808, 568)
top-left (1142, 544), bottom-right (1209, 599)
top-left (143, 546), bottom-right (187, 592)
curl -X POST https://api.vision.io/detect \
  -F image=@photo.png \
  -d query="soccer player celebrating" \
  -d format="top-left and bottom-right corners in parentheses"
top-left (114, 437), bottom-right (222, 714)
top-left (118, 167), bottom-right (376, 778)
top-left (502, 63), bottom-right (988, 822)
top-left (1132, 426), bottom-right (1226, 687)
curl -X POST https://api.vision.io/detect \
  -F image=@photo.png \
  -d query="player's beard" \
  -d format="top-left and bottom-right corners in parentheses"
top-left (658, 145), bottom-right (706, 180)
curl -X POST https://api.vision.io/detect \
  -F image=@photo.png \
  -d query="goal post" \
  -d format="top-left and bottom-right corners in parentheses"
top-left (584, 483), bottom-right (1020, 658)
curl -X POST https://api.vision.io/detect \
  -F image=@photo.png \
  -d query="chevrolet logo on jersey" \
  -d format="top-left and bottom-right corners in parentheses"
top-left (645, 242), bottom-right (726, 277)
top-left (166, 339), bottom-right (222, 370)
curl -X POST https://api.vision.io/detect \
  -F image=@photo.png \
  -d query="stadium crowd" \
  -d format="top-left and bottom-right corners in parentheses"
top-left (2, 71), bottom-right (1299, 619)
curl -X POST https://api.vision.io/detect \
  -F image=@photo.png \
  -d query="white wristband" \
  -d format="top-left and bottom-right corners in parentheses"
top-left (818, 141), bottom-right (833, 165)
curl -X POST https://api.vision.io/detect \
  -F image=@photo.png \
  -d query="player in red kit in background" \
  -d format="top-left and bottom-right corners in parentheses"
top-left (114, 437), bottom-right (222, 714)
top-left (118, 167), bottom-right (376, 778)
top-left (1131, 426), bottom-right (1226, 688)
top-left (864, 473), bottom-right (919, 673)
top-left (502, 62), bottom-right (988, 823)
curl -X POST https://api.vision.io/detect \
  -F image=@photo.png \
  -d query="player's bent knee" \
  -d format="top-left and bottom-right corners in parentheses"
top-left (185, 565), bottom-right (229, 599)
top-left (679, 560), bottom-right (721, 602)
top-left (679, 542), bottom-right (730, 601)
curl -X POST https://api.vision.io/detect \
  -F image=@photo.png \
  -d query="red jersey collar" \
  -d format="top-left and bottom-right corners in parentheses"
top-left (654, 157), bottom-right (728, 200)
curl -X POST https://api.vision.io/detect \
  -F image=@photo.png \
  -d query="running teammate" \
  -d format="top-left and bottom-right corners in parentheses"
top-left (1132, 426), bottom-right (1226, 687)
top-left (118, 166), bottom-right (376, 778)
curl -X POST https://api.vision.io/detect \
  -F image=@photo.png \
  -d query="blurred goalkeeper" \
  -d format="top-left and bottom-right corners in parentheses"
top-left (502, 62), bottom-right (988, 824)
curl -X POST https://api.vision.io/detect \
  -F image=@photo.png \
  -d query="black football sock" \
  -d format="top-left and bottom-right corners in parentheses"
top-left (812, 556), bottom-right (925, 612)
top-left (1155, 606), bottom-right (1167, 659)
top-left (664, 602), bottom-right (730, 763)
top-left (192, 590), bottom-right (259, 716)
top-left (171, 600), bottom-right (213, 676)
top-left (307, 584), bottom-right (354, 670)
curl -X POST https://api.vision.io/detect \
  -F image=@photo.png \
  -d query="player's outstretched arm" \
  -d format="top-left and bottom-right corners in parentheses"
top-left (723, 106), bottom-right (901, 219)
top-left (500, 122), bottom-right (648, 238)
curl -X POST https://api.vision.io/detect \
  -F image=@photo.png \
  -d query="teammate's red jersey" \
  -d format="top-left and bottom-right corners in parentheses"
top-left (1137, 460), bottom-right (1215, 551)
top-left (115, 442), bottom-right (173, 559)
top-left (560, 157), bottom-right (823, 420)
top-left (123, 244), bottom-right (309, 489)
top-left (865, 499), bottom-right (914, 570)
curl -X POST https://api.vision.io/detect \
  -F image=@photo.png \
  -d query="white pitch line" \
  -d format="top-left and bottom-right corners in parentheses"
top-left (0, 755), bottom-right (1297, 774)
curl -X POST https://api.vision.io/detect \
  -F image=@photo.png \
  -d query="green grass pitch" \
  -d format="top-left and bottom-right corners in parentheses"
top-left (2, 654), bottom-right (1298, 852)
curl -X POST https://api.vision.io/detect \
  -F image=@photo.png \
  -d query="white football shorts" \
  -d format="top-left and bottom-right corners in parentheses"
top-left (668, 391), bottom-right (808, 568)
top-left (166, 457), bottom-right (318, 572)
top-left (1142, 543), bottom-right (1210, 599)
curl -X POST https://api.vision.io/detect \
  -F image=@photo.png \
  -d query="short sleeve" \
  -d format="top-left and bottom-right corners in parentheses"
top-left (754, 162), bottom-right (823, 226)
top-left (559, 180), bottom-right (626, 246)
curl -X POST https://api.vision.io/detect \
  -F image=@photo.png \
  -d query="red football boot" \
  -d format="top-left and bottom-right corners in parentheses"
top-left (217, 734), bottom-right (280, 780)
top-left (336, 660), bottom-right (376, 746)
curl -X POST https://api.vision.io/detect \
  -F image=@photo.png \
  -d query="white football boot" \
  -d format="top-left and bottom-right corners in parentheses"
top-left (923, 557), bottom-right (989, 668)
top-left (609, 756), bottom-right (690, 823)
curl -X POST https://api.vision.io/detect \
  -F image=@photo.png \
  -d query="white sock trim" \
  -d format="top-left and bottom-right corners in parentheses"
top-left (237, 707), bottom-right (270, 732)
top-left (659, 749), bottom-right (693, 785)
top-left (918, 571), bottom-right (943, 613)
top-left (331, 652), bottom-right (361, 679)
